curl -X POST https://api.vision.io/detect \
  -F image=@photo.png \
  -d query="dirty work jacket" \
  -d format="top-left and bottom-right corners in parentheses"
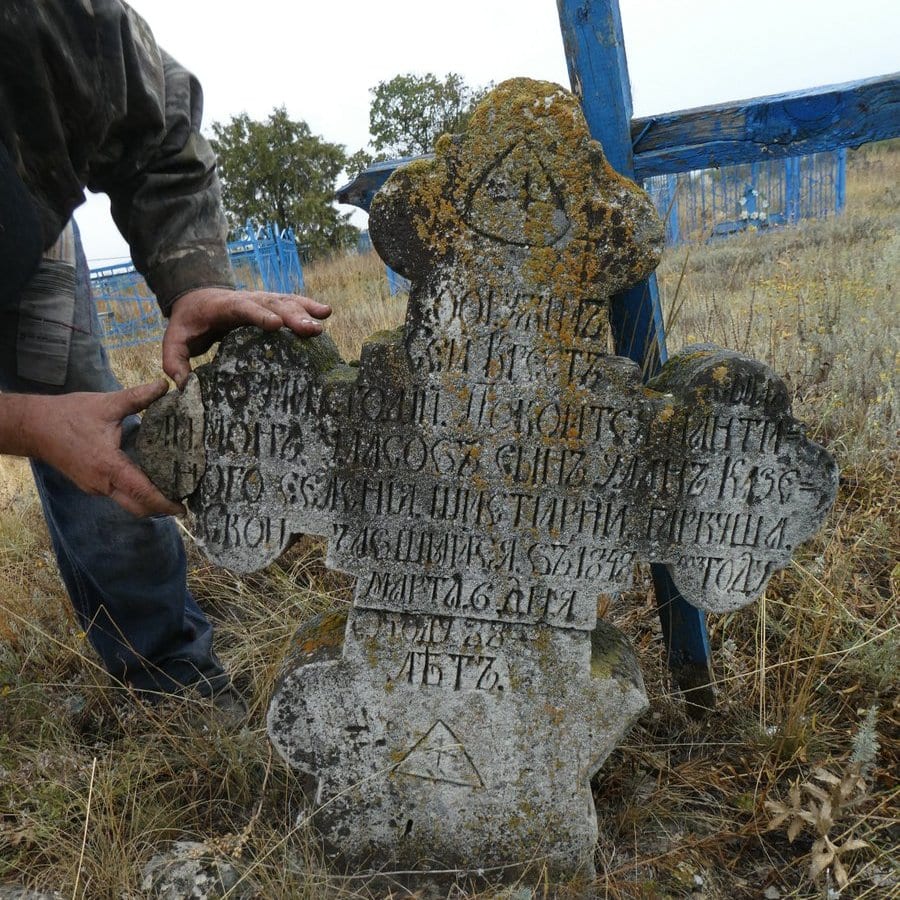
top-left (0, 0), bottom-right (235, 314)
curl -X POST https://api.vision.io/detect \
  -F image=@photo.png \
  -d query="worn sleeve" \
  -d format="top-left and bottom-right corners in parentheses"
top-left (85, 5), bottom-right (235, 310)
top-left (0, 0), bottom-right (234, 312)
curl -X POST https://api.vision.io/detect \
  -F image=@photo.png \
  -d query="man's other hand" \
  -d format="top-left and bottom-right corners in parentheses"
top-left (25, 382), bottom-right (184, 518)
top-left (163, 287), bottom-right (332, 388)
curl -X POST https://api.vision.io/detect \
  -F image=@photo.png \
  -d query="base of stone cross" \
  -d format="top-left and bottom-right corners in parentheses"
top-left (268, 610), bottom-right (649, 888)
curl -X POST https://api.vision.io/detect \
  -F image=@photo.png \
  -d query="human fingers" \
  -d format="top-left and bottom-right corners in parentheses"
top-left (108, 452), bottom-right (185, 518)
top-left (161, 326), bottom-right (195, 390)
top-left (244, 292), bottom-right (331, 319)
top-left (170, 288), bottom-right (285, 335)
top-left (107, 379), bottom-right (170, 419)
top-left (243, 292), bottom-right (330, 336)
top-left (163, 291), bottom-right (285, 386)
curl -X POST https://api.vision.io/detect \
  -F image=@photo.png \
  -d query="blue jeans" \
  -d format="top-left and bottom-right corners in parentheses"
top-left (0, 229), bottom-right (228, 698)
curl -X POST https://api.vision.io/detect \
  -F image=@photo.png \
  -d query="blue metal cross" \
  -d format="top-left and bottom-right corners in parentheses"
top-left (557, 0), bottom-right (706, 706)
top-left (336, 2), bottom-right (899, 710)
top-left (555, 1), bottom-right (897, 709)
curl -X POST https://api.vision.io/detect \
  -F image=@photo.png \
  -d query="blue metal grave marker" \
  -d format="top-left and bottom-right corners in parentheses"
top-left (555, 0), bottom-right (710, 705)
top-left (335, 4), bottom-right (899, 708)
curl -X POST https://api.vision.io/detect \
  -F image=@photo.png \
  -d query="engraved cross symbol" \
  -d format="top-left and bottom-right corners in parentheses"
top-left (420, 731), bottom-right (455, 777)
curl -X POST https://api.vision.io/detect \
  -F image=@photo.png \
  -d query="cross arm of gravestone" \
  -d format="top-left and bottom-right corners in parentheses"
top-left (136, 326), bottom-right (358, 572)
top-left (136, 77), bottom-right (838, 620)
top-left (640, 345), bottom-right (838, 611)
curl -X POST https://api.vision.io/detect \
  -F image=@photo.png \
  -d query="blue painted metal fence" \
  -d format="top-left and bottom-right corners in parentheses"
top-left (643, 149), bottom-right (847, 245)
top-left (89, 262), bottom-right (164, 349)
top-left (226, 222), bottom-right (306, 295)
top-left (90, 222), bottom-right (305, 350)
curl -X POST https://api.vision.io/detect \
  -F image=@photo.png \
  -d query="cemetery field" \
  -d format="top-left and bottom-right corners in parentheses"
top-left (0, 141), bottom-right (897, 898)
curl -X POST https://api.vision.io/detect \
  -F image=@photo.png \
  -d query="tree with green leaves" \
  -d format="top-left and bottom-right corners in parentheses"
top-left (210, 107), bottom-right (357, 259)
top-left (367, 72), bottom-right (489, 158)
top-left (345, 147), bottom-right (376, 181)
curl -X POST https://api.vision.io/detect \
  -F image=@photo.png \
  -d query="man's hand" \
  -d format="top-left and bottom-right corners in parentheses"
top-left (19, 382), bottom-right (184, 518)
top-left (162, 287), bottom-right (332, 388)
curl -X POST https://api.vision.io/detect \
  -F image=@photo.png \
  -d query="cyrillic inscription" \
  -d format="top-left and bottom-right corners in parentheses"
top-left (138, 77), bottom-right (837, 885)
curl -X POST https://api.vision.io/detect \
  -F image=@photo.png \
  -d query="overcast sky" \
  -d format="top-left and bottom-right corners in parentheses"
top-left (75, 0), bottom-right (900, 264)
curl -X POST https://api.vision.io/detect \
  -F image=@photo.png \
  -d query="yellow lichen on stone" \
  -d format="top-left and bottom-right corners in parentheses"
top-left (369, 77), bottom-right (664, 374)
top-left (291, 610), bottom-right (348, 660)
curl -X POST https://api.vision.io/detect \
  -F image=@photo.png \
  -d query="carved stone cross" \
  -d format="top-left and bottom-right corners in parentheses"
top-left (138, 79), bottom-right (837, 884)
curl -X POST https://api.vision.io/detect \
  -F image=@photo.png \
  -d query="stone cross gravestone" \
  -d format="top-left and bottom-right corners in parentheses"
top-left (138, 79), bottom-right (838, 884)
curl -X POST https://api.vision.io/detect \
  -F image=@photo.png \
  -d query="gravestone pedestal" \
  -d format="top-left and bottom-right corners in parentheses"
top-left (270, 610), bottom-right (645, 880)
top-left (138, 78), bottom-right (837, 888)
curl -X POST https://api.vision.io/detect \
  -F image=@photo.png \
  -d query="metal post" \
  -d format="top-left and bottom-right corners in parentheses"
top-left (281, 227), bottom-right (306, 293)
top-left (700, 168), bottom-right (708, 238)
top-left (664, 174), bottom-right (680, 246)
top-left (386, 266), bottom-right (404, 295)
top-left (556, 0), bottom-right (714, 709)
top-left (749, 161), bottom-right (760, 225)
top-left (785, 157), bottom-right (801, 224)
top-left (245, 220), bottom-right (266, 291)
top-left (835, 148), bottom-right (847, 214)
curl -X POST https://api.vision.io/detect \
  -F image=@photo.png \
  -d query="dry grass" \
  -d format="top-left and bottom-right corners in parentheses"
top-left (303, 250), bottom-right (408, 362)
top-left (0, 143), bottom-right (897, 898)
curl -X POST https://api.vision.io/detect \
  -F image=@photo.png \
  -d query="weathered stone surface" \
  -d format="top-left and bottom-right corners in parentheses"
top-left (273, 608), bottom-right (645, 883)
top-left (137, 374), bottom-right (205, 501)
top-left (139, 329), bottom-right (346, 572)
top-left (140, 840), bottom-right (257, 900)
top-left (137, 78), bottom-right (838, 884)
top-left (0, 888), bottom-right (63, 900)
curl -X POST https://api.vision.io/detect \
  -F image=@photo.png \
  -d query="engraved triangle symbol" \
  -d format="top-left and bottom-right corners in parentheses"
top-left (396, 721), bottom-right (483, 788)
